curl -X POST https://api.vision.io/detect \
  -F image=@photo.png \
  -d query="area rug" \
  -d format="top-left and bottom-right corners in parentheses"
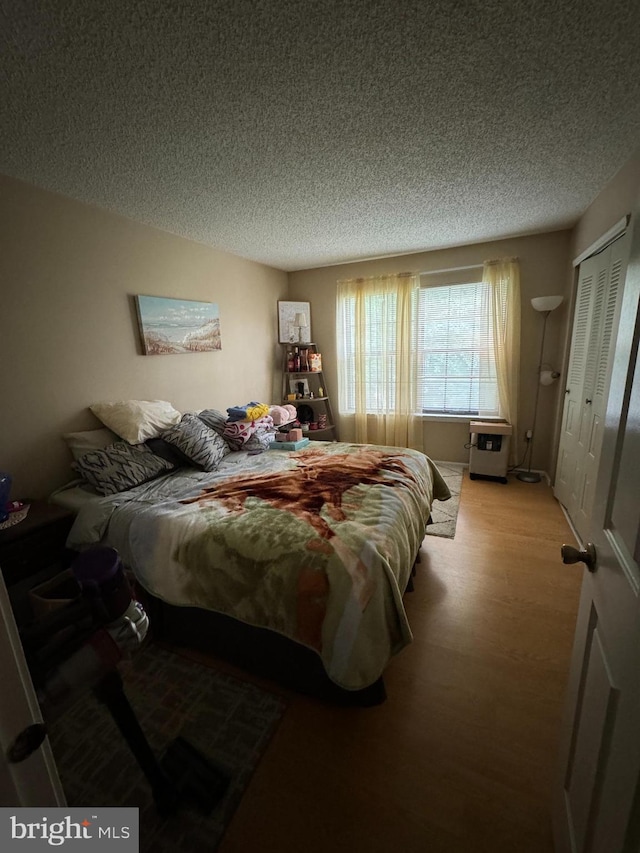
top-left (47, 643), bottom-right (286, 852)
top-left (425, 462), bottom-right (464, 539)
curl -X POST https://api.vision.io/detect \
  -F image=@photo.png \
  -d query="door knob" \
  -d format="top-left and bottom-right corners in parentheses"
top-left (561, 542), bottom-right (597, 572)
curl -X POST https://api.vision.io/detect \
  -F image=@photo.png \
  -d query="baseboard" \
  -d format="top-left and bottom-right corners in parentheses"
top-left (511, 467), bottom-right (551, 485)
top-left (558, 503), bottom-right (582, 546)
top-left (436, 462), bottom-right (554, 482)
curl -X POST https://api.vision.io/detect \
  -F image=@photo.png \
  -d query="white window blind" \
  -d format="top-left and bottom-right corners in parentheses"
top-left (338, 279), bottom-right (502, 417)
top-left (417, 281), bottom-right (498, 415)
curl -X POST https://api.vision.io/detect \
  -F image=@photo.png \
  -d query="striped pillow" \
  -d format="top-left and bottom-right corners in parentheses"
top-left (72, 442), bottom-right (173, 495)
top-left (161, 414), bottom-right (230, 471)
top-left (197, 408), bottom-right (229, 437)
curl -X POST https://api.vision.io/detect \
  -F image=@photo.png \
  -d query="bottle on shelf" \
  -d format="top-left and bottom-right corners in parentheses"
top-left (287, 349), bottom-right (295, 372)
top-left (293, 347), bottom-right (301, 372)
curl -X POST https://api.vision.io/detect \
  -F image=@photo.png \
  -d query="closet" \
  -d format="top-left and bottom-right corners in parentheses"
top-left (554, 229), bottom-right (630, 540)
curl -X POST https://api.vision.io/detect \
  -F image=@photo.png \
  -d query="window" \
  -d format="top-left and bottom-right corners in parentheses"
top-left (338, 289), bottom-right (401, 413)
top-left (416, 281), bottom-right (498, 416)
top-left (338, 279), bottom-right (502, 417)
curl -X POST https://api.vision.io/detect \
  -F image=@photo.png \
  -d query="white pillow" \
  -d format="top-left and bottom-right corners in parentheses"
top-left (90, 400), bottom-right (181, 444)
top-left (63, 427), bottom-right (119, 460)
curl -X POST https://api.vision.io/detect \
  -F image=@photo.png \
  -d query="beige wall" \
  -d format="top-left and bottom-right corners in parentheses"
top-left (571, 147), bottom-right (640, 261)
top-left (289, 230), bottom-right (572, 472)
top-left (0, 175), bottom-right (288, 499)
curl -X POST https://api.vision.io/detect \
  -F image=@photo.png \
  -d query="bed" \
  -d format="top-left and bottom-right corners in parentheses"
top-left (54, 439), bottom-right (450, 704)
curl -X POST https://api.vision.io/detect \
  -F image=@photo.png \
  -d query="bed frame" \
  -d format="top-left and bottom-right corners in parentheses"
top-left (141, 556), bottom-right (419, 708)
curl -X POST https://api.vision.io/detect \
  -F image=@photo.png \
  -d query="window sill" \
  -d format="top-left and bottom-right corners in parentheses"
top-left (419, 414), bottom-right (476, 424)
top-left (419, 414), bottom-right (504, 424)
top-left (339, 413), bottom-right (505, 425)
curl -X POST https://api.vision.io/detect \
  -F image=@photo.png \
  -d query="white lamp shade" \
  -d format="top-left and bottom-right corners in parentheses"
top-left (531, 295), bottom-right (563, 312)
top-left (294, 313), bottom-right (307, 327)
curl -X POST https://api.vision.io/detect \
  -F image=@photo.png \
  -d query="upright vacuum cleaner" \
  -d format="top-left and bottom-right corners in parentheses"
top-left (19, 547), bottom-right (229, 815)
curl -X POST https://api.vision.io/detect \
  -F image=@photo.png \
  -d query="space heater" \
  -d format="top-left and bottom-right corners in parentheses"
top-left (468, 421), bottom-right (512, 483)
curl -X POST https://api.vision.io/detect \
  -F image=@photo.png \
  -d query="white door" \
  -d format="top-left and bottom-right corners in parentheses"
top-left (0, 572), bottom-right (65, 806)
top-left (552, 208), bottom-right (640, 852)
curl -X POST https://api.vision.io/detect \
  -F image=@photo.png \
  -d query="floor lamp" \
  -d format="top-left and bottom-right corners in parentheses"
top-left (517, 295), bottom-right (564, 483)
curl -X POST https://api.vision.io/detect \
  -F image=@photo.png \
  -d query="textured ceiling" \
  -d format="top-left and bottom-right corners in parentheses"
top-left (1, 1), bottom-right (640, 271)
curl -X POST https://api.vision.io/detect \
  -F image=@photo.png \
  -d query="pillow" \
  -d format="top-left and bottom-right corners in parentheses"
top-left (63, 427), bottom-right (119, 461)
top-left (197, 408), bottom-right (229, 437)
top-left (161, 413), bottom-right (230, 471)
top-left (72, 442), bottom-right (174, 495)
top-left (145, 437), bottom-right (191, 468)
top-left (90, 400), bottom-right (182, 444)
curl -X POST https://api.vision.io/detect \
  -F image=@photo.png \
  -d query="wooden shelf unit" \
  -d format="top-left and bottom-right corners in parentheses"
top-left (282, 343), bottom-right (338, 441)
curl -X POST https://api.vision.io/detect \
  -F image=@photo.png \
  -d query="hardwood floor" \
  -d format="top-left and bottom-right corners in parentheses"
top-left (211, 471), bottom-right (583, 852)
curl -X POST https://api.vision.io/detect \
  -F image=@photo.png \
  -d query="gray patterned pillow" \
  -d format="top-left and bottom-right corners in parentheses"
top-left (197, 408), bottom-right (228, 437)
top-left (72, 441), bottom-right (174, 495)
top-left (161, 413), bottom-right (230, 471)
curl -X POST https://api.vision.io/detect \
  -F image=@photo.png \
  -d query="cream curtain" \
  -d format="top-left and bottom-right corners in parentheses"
top-left (337, 273), bottom-right (423, 451)
top-left (482, 258), bottom-right (521, 463)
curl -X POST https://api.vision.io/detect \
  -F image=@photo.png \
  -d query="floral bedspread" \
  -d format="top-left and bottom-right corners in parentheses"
top-left (67, 442), bottom-right (450, 690)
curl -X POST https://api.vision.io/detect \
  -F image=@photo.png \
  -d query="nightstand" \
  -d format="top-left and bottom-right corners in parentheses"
top-left (0, 502), bottom-right (76, 626)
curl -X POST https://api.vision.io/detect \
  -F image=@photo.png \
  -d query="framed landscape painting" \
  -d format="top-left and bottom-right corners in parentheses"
top-left (135, 295), bottom-right (222, 355)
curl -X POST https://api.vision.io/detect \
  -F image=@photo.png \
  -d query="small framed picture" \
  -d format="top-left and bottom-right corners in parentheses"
top-left (289, 378), bottom-right (310, 397)
top-left (278, 301), bottom-right (311, 344)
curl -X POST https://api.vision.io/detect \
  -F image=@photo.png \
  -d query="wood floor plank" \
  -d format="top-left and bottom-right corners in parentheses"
top-left (209, 471), bottom-right (583, 852)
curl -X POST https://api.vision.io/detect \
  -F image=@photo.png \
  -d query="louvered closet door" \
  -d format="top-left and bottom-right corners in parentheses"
top-left (554, 257), bottom-right (595, 513)
top-left (573, 233), bottom-right (630, 538)
top-left (554, 231), bottom-right (629, 538)
top-left (569, 247), bottom-right (610, 530)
